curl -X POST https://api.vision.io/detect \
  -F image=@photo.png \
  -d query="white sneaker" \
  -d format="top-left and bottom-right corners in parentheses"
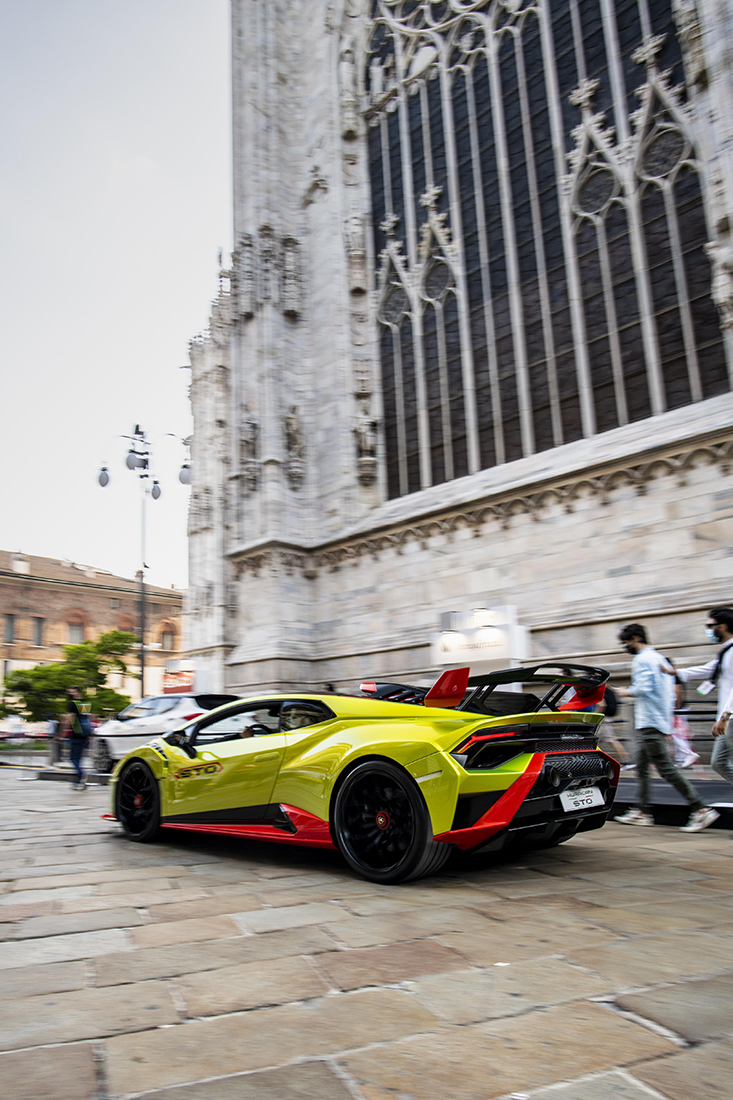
top-left (680, 807), bottom-right (720, 833)
top-left (615, 809), bottom-right (654, 826)
top-left (679, 752), bottom-right (700, 769)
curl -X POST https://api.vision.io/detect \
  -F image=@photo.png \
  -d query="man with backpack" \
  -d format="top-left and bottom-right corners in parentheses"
top-left (66, 685), bottom-right (91, 790)
top-left (676, 608), bottom-right (733, 791)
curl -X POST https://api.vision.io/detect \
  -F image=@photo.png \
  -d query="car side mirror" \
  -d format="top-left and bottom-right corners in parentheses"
top-left (164, 730), bottom-right (197, 758)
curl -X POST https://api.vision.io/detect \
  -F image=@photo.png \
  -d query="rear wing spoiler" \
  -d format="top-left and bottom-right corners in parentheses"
top-left (462, 662), bottom-right (609, 713)
top-left (361, 663), bottom-right (608, 713)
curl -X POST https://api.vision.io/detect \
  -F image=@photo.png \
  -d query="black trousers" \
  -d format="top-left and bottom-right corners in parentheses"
top-left (636, 726), bottom-right (703, 812)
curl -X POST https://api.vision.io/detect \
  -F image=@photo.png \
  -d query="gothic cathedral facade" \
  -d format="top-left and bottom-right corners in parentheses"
top-left (186, 0), bottom-right (733, 692)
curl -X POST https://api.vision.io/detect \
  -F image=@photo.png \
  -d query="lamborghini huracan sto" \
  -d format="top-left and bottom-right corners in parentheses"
top-left (108, 664), bottom-right (620, 883)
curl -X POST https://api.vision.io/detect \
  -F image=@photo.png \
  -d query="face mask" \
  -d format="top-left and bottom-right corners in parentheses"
top-left (706, 627), bottom-right (719, 643)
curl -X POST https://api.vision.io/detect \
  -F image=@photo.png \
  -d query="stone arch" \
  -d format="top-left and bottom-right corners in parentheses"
top-left (62, 610), bottom-right (87, 646)
top-left (157, 620), bottom-right (178, 653)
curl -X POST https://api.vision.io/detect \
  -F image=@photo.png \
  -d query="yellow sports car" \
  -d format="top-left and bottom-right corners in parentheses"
top-left (108, 664), bottom-right (618, 883)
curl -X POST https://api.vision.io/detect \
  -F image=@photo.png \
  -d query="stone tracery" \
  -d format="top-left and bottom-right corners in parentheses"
top-left (360, 0), bottom-right (729, 501)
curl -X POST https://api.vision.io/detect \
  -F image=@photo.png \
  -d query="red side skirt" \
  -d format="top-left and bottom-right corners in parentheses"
top-left (160, 804), bottom-right (336, 849)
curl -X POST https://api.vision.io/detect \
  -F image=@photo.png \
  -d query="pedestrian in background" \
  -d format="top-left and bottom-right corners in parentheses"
top-left (614, 623), bottom-right (718, 832)
top-left (66, 685), bottom-right (91, 791)
top-left (664, 659), bottom-right (699, 769)
top-left (676, 607), bottom-right (733, 791)
top-left (46, 712), bottom-right (61, 765)
top-left (596, 686), bottom-right (633, 767)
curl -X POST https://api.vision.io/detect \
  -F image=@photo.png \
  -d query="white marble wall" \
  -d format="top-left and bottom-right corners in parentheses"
top-left (185, 0), bottom-right (733, 695)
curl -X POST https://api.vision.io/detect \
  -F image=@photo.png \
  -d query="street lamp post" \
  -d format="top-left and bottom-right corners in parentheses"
top-left (98, 425), bottom-right (169, 698)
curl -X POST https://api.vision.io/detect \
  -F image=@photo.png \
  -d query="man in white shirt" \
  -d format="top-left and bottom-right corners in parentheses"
top-left (614, 623), bottom-right (718, 832)
top-left (676, 607), bottom-right (733, 789)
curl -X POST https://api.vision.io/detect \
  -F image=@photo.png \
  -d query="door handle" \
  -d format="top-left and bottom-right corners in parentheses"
top-left (254, 751), bottom-right (279, 763)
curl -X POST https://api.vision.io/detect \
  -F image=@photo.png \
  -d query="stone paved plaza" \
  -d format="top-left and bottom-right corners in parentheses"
top-left (1, 769), bottom-right (732, 1099)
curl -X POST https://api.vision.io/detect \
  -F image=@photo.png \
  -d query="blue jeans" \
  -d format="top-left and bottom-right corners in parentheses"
top-left (69, 737), bottom-right (86, 784)
top-left (711, 728), bottom-right (733, 786)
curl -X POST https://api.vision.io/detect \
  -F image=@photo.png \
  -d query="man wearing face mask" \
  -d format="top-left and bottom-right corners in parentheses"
top-left (614, 623), bottom-right (719, 832)
top-left (675, 608), bottom-right (733, 790)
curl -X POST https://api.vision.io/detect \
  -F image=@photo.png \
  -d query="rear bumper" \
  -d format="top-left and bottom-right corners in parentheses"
top-left (434, 750), bottom-right (619, 851)
top-left (469, 806), bottom-right (611, 855)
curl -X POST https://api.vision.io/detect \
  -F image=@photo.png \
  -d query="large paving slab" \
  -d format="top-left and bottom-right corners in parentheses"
top-left (617, 973), bottom-right (733, 1042)
top-left (0, 769), bottom-right (731, 1100)
top-left (0, 1043), bottom-right (98, 1100)
top-left (633, 1038), bottom-right (733, 1100)
top-left (0, 959), bottom-right (86, 997)
top-left (128, 913), bottom-right (241, 948)
top-left (177, 954), bottom-right (330, 1016)
top-left (7, 905), bottom-right (144, 938)
top-left (526, 1069), bottom-right (676, 1099)
top-left (104, 988), bottom-right (441, 1094)
top-left (0, 979), bottom-right (180, 1050)
top-left (567, 927), bottom-right (733, 987)
top-left (133, 1061), bottom-right (355, 1099)
top-left (0, 926), bottom-right (133, 969)
top-left (338, 1001), bottom-right (674, 1099)
top-left (408, 957), bottom-right (612, 1023)
top-left (313, 938), bottom-right (466, 990)
top-left (94, 924), bottom-right (338, 986)
top-left (324, 904), bottom-right (495, 947)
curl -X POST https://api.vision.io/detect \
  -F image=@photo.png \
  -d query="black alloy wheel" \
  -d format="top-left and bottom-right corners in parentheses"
top-left (116, 760), bottom-right (160, 842)
top-left (333, 760), bottom-right (451, 884)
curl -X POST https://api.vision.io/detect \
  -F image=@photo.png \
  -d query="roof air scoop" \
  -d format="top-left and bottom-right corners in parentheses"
top-left (424, 667), bottom-right (470, 709)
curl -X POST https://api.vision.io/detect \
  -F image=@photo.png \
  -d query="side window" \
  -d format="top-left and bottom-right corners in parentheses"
top-left (280, 701), bottom-right (333, 732)
top-left (153, 697), bottom-right (179, 715)
top-left (194, 704), bottom-right (281, 746)
top-left (124, 699), bottom-right (155, 720)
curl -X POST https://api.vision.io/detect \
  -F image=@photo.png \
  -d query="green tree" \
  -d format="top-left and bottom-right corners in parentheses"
top-left (3, 630), bottom-right (137, 721)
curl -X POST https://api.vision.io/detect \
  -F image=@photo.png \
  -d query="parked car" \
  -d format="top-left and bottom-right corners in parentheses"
top-left (92, 694), bottom-right (239, 771)
top-left (108, 663), bottom-right (619, 884)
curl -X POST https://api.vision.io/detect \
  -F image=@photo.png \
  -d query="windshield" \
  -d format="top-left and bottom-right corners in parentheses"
top-left (117, 699), bottom-right (154, 721)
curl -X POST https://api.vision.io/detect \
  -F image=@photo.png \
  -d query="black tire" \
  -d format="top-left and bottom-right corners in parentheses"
top-left (116, 760), bottom-right (160, 842)
top-left (333, 760), bottom-right (452, 884)
top-left (92, 738), bottom-right (114, 773)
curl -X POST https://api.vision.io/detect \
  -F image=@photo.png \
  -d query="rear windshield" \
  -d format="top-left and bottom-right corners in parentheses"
top-left (193, 694), bottom-right (239, 712)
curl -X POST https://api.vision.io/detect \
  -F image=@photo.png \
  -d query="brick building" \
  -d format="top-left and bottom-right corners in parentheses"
top-left (0, 551), bottom-right (183, 701)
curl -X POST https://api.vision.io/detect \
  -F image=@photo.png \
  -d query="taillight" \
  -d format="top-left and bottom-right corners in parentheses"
top-left (455, 730), bottom-right (523, 754)
top-left (452, 727), bottom-right (524, 771)
top-left (182, 711), bottom-right (202, 721)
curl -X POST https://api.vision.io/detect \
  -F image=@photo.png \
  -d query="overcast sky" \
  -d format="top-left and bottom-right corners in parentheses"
top-left (0, 0), bottom-right (230, 591)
